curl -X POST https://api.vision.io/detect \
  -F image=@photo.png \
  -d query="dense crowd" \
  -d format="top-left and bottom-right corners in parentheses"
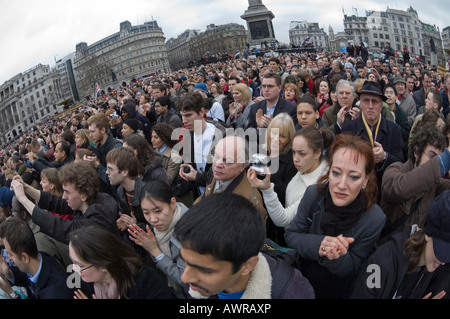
top-left (1, 43), bottom-right (450, 300)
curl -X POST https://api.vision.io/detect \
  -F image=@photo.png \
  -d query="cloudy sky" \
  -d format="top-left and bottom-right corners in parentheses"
top-left (1, 0), bottom-right (447, 85)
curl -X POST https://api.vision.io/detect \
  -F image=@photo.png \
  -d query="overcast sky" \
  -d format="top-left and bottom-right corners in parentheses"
top-left (1, 0), bottom-right (447, 85)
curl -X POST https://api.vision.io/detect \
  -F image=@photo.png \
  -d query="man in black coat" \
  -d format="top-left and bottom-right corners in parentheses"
top-left (0, 218), bottom-right (73, 299)
top-left (247, 72), bottom-right (298, 130)
top-left (336, 81), bottom-right (404, 197)
top-left (30, 141), bottom-right (72, 174)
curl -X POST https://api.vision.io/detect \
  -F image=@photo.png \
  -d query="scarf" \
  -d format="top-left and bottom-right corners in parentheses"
top-left (155, 204), bottom-right (182, 258)
top-left (188, 253), bottom-right (272, 299)
top-left (362, 113), bottom-right (381, 148)
top-left (320, 185), bottom-right (367, 237)
top-left (94, 280), bottom-right (119, 299)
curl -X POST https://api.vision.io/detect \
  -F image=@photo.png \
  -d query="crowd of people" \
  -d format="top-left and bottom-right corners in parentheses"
top-left (1, 44), bottom-right (450, 300)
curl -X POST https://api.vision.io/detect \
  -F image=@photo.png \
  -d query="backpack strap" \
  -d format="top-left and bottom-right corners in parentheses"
top-left (271, 258), bottom-right (295, 299)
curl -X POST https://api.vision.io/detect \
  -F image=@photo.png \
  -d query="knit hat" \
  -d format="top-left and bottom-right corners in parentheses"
top-left (123, 118), bottom-right (140, 132)
top-left (424, 190), bottom-right (450, 263)
top-left (344, 62), bottom-right (353, 69)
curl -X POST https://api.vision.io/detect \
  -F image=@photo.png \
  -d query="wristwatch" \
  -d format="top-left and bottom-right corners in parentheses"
top-left (9, 291), bottom-right (20, 299)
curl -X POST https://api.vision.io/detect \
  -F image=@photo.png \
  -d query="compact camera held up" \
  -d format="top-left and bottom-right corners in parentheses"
top-left (251, 153), bottom-right (270, 180)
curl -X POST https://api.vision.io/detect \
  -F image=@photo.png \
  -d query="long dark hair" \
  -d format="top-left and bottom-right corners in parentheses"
top-left (123, 134), bottom-right (162, 176)
top-left (69, 224), bottom-right (143, 298)
top-left (403, 229), bottom-right (427, 274)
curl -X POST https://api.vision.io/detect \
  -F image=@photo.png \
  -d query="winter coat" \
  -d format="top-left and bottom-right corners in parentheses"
top-left (194, 170), bottom-right (268, 224)
top-left (284, 184), bottom-right (386, 299)
top-left (185, 253), bottom-right (315, 299)
top-left (380, 157), bottom-right (450, 232)
top-left (31, 191), bottom-right (120, 244)
top-left (10, 252), bottom-right (73, 299)
top-left (247, 98), bottom-right (298, 129)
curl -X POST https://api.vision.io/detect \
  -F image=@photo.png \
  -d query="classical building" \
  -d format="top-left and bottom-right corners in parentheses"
top-left (0, 64), bottom-right (63, 146)
top-left (166, 29), bottom-right (200, 71)
top-left (362, 7), bottom-right (445, 64)
top-left (384, 7), bottom-right (422, 56)
top-left (189, 24), bottom-right (247, 62)
top-left (289, 21), bottom-right (329, 51)
top-left (74, 20), bottom-right (169, 100)
top-left (343, 14), bottom-right (369, 47)
top-left (443, 26), bottom-right (450, 61)
top-left (166, 23), bottom-right (247, 70)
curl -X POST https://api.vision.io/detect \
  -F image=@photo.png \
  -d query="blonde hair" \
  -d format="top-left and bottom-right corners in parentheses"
top-left (266, 113), bottom-right (295, 155)
top-left (232, 83), bottom-right (252, 105)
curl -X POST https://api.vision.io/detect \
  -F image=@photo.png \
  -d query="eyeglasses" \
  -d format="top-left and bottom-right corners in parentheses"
top-left (72, 263), bottom-right (95, 273)
top-left (360, 98), bottom-right (382, 105)
top-left (262, 84), bottom-right (277, 89)
top-left (212, 154), bottom-right (236, 166)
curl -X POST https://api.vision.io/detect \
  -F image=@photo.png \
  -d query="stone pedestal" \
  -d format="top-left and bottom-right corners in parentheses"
top-left (241, 0), bottom-right (276, 47)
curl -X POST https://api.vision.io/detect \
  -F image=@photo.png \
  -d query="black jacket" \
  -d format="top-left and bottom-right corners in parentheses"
top-left (10, 252), bottom-right (73, 299)
top-left (32, 155), bottom-right (72, 174)
top-left (338, 115), bottom-right (404, 180)
top-left (82, 265), bottom-right (177, 299)
top-left (92, 134), bottom-right (122, 198)
top-left (247, 98), bottom-right (298, 129)
top-left (351, 227), bottom-right (450, 299)
top-left (32, 191), bottom-right (120, 244)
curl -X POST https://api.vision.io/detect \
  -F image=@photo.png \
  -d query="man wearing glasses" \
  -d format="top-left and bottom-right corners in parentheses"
top-left (247, 72), bottom-right (297, 130)
top-left (193, 135), bottom-right (268, 224)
